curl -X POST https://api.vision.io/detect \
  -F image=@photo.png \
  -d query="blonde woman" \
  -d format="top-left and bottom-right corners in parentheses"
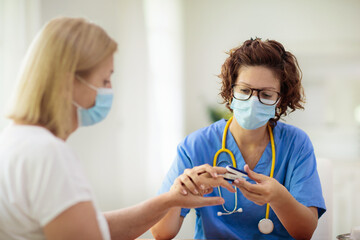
top-left (0, 17), bottom-right (233, 240)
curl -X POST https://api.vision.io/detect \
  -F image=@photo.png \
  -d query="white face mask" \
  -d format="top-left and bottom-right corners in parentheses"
top-left (73, 77), bottom-right (113, 127)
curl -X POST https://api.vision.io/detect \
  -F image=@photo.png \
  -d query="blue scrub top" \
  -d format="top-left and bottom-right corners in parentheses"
top-left (159, 119), bottom-right (326, 240)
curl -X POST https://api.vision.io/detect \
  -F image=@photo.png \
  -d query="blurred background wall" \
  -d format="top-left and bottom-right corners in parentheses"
top-left (1, 0), bottom-right (360, 239)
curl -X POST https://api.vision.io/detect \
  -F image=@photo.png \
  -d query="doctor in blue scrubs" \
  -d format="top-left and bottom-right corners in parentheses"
top-left (151, 38), bottom-right (326, 240)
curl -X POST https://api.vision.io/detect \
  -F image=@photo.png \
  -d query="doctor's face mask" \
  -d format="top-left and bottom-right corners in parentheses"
top-left (230, 95), bottom-right (277, 130)
top-left (73, 77), bottom-right (114, 127)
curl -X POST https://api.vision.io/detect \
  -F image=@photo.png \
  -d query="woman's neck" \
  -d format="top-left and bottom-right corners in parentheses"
top-left (229, 119), bottom-right (270, 169)
top-left (230, 119), bottom-right (269, 146)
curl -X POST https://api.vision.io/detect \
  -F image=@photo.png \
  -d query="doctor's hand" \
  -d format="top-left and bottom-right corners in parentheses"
top-left (233, 164), bottom-right (287, 206)
top-left (175, 164), bottom-right (236, 197)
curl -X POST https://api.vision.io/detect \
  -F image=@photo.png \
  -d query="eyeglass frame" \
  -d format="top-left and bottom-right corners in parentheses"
top-left (231, 84), bottom-right (281, 106)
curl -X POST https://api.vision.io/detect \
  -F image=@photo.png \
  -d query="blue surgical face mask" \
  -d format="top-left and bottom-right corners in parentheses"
top-left (230, 96), bottom-right (276, 130)
top-left (73, 77), bottom-right (113, 127)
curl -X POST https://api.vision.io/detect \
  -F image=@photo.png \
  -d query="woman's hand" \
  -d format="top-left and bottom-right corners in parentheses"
top-left (233, 164), bottom-right (286, 206)
top-left (169, 177), bottom-right (225, 209)
top-left (175, 164), bottom-right (236, 196)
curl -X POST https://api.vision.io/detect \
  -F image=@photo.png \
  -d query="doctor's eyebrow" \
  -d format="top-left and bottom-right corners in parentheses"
top-left (236, 82), bottom-right (278, 90)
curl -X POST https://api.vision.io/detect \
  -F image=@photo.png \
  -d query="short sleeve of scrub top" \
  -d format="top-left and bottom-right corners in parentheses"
top-left (158, 119), bottom-right (326, 240)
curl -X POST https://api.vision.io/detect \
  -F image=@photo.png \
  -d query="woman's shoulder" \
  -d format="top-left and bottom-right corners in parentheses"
top-left (7, 123), bottom-right (64, 141)
top-left (0, 124), bottom-right (73, 163)
top-left (275, 121), bottom-right (308, 136)
top-left (0, 124), bottom-right (83, 192)
top-left (274, 121), bottom-right (312, 146)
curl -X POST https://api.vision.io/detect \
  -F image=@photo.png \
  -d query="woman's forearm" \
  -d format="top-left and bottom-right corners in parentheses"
top-left (103, 167), bottom-right (227, 240)
top-left (270, 185), bottom-right (318, 240)
top-left (104, 192), bottom-right (175, 240)
top-left (150, 207), bottom-right (184, 239)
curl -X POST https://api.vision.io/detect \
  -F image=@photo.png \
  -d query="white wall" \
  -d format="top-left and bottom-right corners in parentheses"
top-left (0, 0), bottom-right (41, 130)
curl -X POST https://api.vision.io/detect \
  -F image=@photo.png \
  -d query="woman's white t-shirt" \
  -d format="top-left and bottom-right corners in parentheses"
top-left (0, 124), bottom-right (111, 240)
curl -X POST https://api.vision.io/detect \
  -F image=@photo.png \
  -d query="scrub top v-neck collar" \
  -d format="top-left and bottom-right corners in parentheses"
top-left (224, 119), bottom-right (273, 176)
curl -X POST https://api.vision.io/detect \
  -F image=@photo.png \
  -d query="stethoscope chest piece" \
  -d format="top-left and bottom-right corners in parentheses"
top-left (258, 218), bottom-right (274, 234)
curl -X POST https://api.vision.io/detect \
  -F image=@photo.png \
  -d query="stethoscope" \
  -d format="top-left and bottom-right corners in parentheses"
top-left (213, 116), bottom-right (276, 235)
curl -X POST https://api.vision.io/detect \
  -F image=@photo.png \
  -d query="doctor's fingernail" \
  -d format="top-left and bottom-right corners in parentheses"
top-left (214, 173), bottom-right (218, 177)
top-left (182, 189), bottom-right (188, 195)
top-left (194, 189), bottom-right (199, 194)
top-left (234, 179), bottom-right (240, 184)
top-left (200, 185), bottom-right (205, 190)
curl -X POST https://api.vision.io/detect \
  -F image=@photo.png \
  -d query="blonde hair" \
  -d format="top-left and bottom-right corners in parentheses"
top-left (7, 17), bottom-right (118, 139)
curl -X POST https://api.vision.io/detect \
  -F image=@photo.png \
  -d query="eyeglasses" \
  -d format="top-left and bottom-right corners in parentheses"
top-left (232, 84), bottom-right (280, 106)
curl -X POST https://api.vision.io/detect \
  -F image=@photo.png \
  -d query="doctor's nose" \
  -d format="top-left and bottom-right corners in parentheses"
top-left (251, 89), bottom-right (260, 97)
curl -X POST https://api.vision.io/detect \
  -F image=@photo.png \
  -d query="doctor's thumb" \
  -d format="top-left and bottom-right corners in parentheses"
top-left (244, 164), bottom-right (265, 183)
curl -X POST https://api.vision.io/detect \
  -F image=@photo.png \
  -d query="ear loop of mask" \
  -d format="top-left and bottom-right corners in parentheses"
top-left (76, 76), bottom-right (98, 91)
top-left (72, 76), bottom-right (103, 109)
top-left (72, 76), bottom-right (96, 126)
top-left (71, 100), bottom-right (82, 127)
top-left (72, 76), bottom-right (92, 109)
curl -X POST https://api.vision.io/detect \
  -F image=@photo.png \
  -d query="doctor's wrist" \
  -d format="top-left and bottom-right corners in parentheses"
top-left (269, 184), bottom-right (290, 208)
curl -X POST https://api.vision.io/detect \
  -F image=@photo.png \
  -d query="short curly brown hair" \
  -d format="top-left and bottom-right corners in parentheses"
top-left (219, 38), bottom-right (305, 125)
